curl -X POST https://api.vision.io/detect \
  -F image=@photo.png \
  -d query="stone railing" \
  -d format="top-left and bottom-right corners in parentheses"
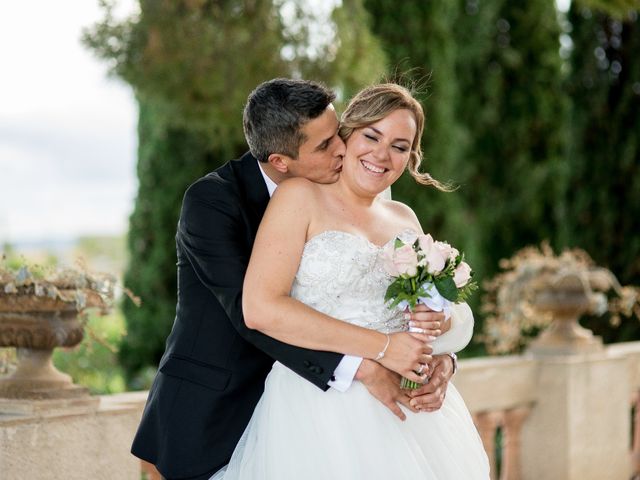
top-left (2, 342), bottom-right (639, 480)
top-left (0, 391), bottom-right (148, 479)
top-left (454, 355), bottom-right (536, 480)
top-left (453, 341), bottom-right (640, 480)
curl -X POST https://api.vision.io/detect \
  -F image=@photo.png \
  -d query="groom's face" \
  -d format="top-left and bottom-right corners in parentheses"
top-left (284, 105), bottom-right (346, 184)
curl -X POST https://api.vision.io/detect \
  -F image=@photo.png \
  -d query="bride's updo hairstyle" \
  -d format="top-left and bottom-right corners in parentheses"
top-left (339, 83), bottom-right (451, 191)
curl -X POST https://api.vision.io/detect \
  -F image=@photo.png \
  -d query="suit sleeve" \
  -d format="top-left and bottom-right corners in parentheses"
top-left (176, 177), bottom-right (343, 391)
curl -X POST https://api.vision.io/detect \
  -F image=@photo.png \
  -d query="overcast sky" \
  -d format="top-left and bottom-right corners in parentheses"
top-left (0, 1), bottom-right (138, 245)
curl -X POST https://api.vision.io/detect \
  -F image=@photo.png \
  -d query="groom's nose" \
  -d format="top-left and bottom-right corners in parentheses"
top-left (332, 136), bottom-right (346, 157)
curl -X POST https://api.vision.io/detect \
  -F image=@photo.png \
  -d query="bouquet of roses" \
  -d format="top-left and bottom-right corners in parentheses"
top-left (381, 233), bottom-right (477, 389)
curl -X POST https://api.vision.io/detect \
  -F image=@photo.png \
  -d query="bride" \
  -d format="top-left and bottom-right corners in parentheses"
top-left (214, 84), bottom-right (490, 479)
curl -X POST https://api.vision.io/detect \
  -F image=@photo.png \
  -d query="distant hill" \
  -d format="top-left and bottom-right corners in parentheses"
top-left (2, 234), bottom-right (127, 278)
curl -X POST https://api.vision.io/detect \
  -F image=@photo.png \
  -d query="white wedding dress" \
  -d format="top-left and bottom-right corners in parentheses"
top-left (214, 230), bottom-right (490, 479)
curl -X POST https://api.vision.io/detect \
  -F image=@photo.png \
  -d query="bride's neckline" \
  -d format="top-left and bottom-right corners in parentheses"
top-left (304, 228), bottom-right (417, 250)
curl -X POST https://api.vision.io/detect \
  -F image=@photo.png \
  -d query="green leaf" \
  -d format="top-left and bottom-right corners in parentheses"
top-left (384, 281), bottom-right (404, 302)
top-left (434, 276), bottom-right (458, 302)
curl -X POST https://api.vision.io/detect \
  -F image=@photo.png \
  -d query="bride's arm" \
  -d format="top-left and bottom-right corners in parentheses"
top-left (243, 178), bottom-right (430, 383)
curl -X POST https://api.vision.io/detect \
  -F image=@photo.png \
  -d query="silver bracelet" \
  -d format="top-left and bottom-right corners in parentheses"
top-left (375, 334), bottom-right (391, 361)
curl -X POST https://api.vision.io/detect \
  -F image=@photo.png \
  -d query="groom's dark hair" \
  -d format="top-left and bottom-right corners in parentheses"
top-left (243, 78), bottom-right (336, 162)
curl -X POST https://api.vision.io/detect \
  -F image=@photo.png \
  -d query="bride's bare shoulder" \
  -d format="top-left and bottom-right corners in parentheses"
top-left (381, 199), bottom-right (423, 233)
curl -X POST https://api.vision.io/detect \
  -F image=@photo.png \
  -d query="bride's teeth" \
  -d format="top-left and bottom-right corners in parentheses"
top-left (361, 160), bottom-right (385, 173)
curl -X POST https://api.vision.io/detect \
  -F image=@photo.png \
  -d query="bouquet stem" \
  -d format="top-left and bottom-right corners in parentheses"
top-left (400, 377), bottom-right (423, 390)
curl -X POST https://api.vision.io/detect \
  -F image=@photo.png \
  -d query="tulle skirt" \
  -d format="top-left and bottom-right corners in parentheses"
top-left (213, 362), bottom-right (490, 479)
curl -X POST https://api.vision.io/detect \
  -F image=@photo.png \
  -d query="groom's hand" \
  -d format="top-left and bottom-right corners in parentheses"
top-left (355, 359), bottom-right (418, 421)
top-left (407, 354), bottom-right (454, 412)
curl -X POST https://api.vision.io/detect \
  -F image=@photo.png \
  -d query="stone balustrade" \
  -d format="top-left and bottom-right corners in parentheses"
top-left (452, 341), bottom-right (640, 480)
top-left (1, 341), bottom-right (639, 480)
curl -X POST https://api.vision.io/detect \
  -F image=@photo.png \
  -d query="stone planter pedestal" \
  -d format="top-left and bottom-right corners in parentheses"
top-left (0, 292), bottom-right (103, 412)
top-left (526, 274), bottom-right (603, 356)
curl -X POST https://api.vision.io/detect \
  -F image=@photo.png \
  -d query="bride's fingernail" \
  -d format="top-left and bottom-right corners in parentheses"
top-left (426, 335), bottom-right (436, 341)
top-left (408, 320), bottom-right (415, 327)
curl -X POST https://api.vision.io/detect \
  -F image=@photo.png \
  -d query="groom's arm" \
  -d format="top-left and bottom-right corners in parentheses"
top-left (177, 177), bottom-right (342, 391)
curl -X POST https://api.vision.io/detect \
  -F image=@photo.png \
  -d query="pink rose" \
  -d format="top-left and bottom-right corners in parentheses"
top-left (393, 244), bottom-right (419, 277)
top-left (434, 240), bottom-right (455, 261)
top-left (453, 261), bottom-right (472, 287)
top-left (381, 242), bottom-right (400, 277)
top-left (418, 234), bottom-right (447, 274)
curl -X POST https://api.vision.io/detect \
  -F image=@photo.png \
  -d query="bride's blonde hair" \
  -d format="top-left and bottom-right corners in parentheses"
top-left (338, 83), bottom-right (451, 191)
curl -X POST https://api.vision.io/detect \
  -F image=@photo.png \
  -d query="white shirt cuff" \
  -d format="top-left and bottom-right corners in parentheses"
top-left (327, 355), bottom-right (362, 392)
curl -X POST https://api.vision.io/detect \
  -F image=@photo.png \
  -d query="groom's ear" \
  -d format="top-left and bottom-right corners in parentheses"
top-left (267, 153), bottom-right (292, 174)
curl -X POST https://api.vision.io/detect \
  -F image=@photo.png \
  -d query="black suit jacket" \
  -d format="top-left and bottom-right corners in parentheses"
top-left (131, 152), bottom-right (343, 479)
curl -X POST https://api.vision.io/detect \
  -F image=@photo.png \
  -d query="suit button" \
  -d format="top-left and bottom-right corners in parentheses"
top-left (303, 360), bottom-right (311, 367)
top-left (310, 366), bottom-right (323, 374)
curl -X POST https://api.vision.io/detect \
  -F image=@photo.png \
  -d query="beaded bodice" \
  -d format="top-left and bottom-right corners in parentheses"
top-left (290, 229), bottom-right (416, 334)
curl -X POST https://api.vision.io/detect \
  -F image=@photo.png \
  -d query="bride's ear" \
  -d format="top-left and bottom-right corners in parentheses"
top-left (267, 153), bottom-right (292, 174)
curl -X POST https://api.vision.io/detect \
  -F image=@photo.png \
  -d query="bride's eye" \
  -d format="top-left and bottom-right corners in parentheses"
top-left (363, 131), bottom-right (378, 141)
top-left (393, 145), bottom-right (409, 152)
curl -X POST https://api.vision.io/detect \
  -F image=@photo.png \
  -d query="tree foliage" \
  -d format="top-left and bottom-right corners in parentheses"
top-left (363, 1), bottom-right (566, 355)
top-left (84, 0), bottom-right (385, 380)
top-left (564, 6), bottom-right (640, 342)
top-left (362, 0), bottom-right (474, 272)
top-left (84, 0), bottom-right (640, 374)
top-left (456, 0), bottom-right (568, 278)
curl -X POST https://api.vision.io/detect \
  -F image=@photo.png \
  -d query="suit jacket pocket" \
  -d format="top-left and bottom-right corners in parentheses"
top-left (160, 355), bottom-right (231, 391)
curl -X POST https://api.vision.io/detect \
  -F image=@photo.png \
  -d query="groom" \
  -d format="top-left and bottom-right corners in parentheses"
top-left (131, 78), bottom-right (461, 480)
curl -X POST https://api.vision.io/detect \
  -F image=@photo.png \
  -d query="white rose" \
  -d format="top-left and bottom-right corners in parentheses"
top-left (434, 241), bottom-right (455, 261)
top-left (381, 242), bottom-right (400, 277)
top-left (418, 234), bottom-right (448, 274)
top-left (393, 244), bottom-right (419, 277)
top-left (453, 261), bottom-right (472, 287)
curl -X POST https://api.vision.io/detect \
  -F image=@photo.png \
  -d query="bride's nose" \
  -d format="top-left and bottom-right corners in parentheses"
top-left (372, 142), bottom-right (391, 163)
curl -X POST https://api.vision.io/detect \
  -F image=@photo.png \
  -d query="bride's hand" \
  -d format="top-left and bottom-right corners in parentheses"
top-left (405, 305), bottom-right (450, 337)
top-left (377, 332), bottom-right (433, 384)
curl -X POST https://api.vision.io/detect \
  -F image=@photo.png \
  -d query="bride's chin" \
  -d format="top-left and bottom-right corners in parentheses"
top-left (358, 181), bottom-right (392, 198)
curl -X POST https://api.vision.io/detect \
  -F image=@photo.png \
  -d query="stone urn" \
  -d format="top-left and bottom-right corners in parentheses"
top-left (0, 263), bottom-right (114, 408)
top-left (0, 290), bottom-right (107, 400)
top-left (526, 272), bottom-right (604, 356)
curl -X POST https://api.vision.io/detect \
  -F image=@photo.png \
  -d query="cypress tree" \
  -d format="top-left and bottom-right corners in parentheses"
top-left (364, 1), bottom-right (567, 354)
top-left (565, 6), bottom-right (640, 342)
top-left (463, 0), bottom-right (568, 278)
top-left (84, 0), bottom-right (385, 381)
top-left (362, 1), bottom-right (475, 266)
